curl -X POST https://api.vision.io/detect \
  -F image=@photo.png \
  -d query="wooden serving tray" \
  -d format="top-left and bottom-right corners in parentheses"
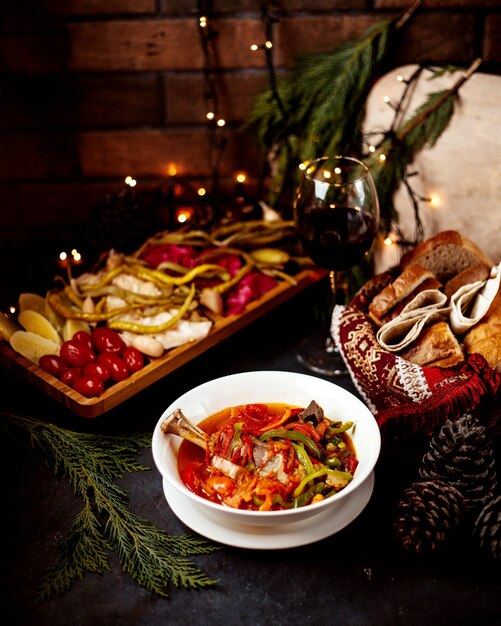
top-left (0, 269), bottom-right (323, 418)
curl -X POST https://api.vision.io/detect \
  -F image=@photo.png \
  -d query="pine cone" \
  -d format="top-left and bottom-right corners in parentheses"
top-left (394, 480), bottom-right (465, 553)
top-left (473, 495), bottom-right (501, 560)
top-left (419, 413), bottom-right (497, 513)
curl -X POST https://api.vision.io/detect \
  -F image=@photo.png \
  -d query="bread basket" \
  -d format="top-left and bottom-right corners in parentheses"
top-left (332, 270), bottom-right (501, 436)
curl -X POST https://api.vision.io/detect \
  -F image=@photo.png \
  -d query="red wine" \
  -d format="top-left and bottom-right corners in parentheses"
top-left (296, 205), bottom-right (377, 271)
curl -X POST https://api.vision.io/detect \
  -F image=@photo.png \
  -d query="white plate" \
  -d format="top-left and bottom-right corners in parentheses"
top-left (163, 471), bottom-right (375, 550)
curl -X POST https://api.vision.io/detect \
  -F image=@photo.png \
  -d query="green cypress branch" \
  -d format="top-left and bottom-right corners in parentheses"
top-left (0, 411), bottom-right (219, 601)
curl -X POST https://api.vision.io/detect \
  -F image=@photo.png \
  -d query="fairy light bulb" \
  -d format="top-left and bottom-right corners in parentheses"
top-left (383, 95), bottom-right (390, 104)
top-left (168, 164), bottom-right (178, 176)
top-left (125, 175), bottom-right (136, 187)
top-left (236, 172), bottom-right (246, 183)
top-left (379, 153), bottom-right (387, 162)
top-left (430, 193), bottom-right (441, 207)
top-left (176, 207), bottom-right (194, 223)
top-left (298, 162), bottom-right (307, 171)
top-left (206, 111), bottom-right (215, 120)
top-left (199, 16), bottom-right (207, 28)
top-left (397, 75), bottom-right (404, 82)
top-left (250, 44), bottom-right (259, 51)
top-left (383, 236), bottom-right (393, 246)
top-left (197, 187), bottom-right (206, 196)
top-left (265, 40), bottom-right (273, 49)
top-left (217, 118), bottom-right (226, 127)
top-left (71, 249), bottom-right (82, 264)
top-left (368, 145), bottom-right (376, 153)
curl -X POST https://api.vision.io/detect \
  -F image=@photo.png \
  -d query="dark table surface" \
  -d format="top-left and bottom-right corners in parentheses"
top-left (1, 285), bottom-right (500, 626)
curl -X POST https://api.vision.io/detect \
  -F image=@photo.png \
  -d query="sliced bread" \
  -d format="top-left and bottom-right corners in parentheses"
top-left (400, 321), bottom-right (465, 369)
top-left (368, 264), bottom-right (437, 325)
top-left (443, 263), bottom-right (491, 300)
top-left (399, 230), bottom-right (494, 282)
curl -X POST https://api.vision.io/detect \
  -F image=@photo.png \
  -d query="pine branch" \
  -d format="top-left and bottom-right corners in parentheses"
top-left (248, 1), bottom-right (424, 212)
top-left (398, 58), bottom-right (482, 143)
top-left (0, 411), bottom-right (219, 601)
top-left (367, 58), bottom-right (482, 232)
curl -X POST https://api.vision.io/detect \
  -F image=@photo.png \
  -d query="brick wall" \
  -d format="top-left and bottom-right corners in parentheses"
top-left (1, 0), bottom-right (500, 301)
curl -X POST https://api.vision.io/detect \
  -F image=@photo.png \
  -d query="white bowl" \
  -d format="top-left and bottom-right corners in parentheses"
top-left (152, 370), bottom-right (381, 528)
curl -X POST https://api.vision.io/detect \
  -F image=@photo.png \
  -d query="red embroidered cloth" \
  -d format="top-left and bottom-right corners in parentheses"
top-left (331, 271), bottom-right (500, 435)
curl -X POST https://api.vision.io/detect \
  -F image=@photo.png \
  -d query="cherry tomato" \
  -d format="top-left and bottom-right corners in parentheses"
top-left (60, 340), bottom-right (97, 368)
top-left (72, 375), bottom-right (104, 397)
top-left (39, 354), bottom-right (69, 379)
top-left (92, 327), bottom-right (125, 355)
top-left (122, 346), bottom-right (145, 373)
top-left (61, 367), bottom-right (82, 386)
top-left (84, 361), bottom-right (111, 382)
top-left (72, 330), bottom-right (94, 351)
top-left (97, 351), bottom-right (129, 382)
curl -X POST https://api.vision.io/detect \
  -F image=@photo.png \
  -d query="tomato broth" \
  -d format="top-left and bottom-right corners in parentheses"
top-left (178, 402), bottom-right (357, 511)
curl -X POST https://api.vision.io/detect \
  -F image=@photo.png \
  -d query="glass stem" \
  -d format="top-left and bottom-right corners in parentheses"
top-left (326, 270), bottom-right (338, 353)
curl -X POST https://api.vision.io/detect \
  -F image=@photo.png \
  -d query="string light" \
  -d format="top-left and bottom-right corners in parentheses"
top-left (175, 206), bottom-right (194, 224)
top-left (71, 249), bottom-right (82, 265)
top-left (379, 153), bottom-right (387, 162)
top-left (8, 305), bottom-right (16, 316)
top-left (235, 172), bottom-right (246, 183)
top-left (250, 40), bottom-right (273, 51)
top-left (58, 249), bottom-right (83, 269)
top-left (58, 251), bottom-right (69, 268)
top-left (429, 193), bottom-right (441, 207)
top-left (167, 164), bottom-right (178, 177)
top-left (125, 176), bottom-right (136, 187)
top-left (197, 0), bottom-right (227, 213)
top-left (368, 145), bottom-right (376, 153)
top-left (197, 187), bottom-right (207, 196)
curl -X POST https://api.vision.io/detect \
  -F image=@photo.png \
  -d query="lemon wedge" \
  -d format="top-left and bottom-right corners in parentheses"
top-left (19, 292), bottom-right (46, 314)
top-left (18, 310), bottom-right (63, 346)
top-left (44, 300), bottom-right (65, 334)
top-left (63, 318), bottom-right (91, 341)
top-left (10, 331), bottom-right (61, 364)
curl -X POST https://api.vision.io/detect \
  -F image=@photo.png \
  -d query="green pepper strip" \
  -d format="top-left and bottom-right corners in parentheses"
top-left (253, 493), bottom-right (294, 510)
top-left (327, 421), bottom-right (354, 435)
top-left (79, 266), bottom-right (126, 292)
top-left (202, 260), bottom-right (253, 294)
top-left (293, 482), bottom-right (325, 508)
top-left (291, 442), bottom-right (314, 475)
top-left (107, 283), bottom-right (196, 334)
top-left (258, 267), bottom-right (297, 286)
top-left (292, 467), bottom-right (353, 499)
top-left (259, 428), bottom-right (322, 460)
top-left (130, 263), bottom-right (230, 287)
top-left (47, 290), bottom-right (141, 322)
top-left (81, 284), bottom-right (175, 305)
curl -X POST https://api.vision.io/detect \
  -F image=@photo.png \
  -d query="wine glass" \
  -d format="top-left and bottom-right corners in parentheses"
top-left (294, 155), bottom-right (380, 375)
